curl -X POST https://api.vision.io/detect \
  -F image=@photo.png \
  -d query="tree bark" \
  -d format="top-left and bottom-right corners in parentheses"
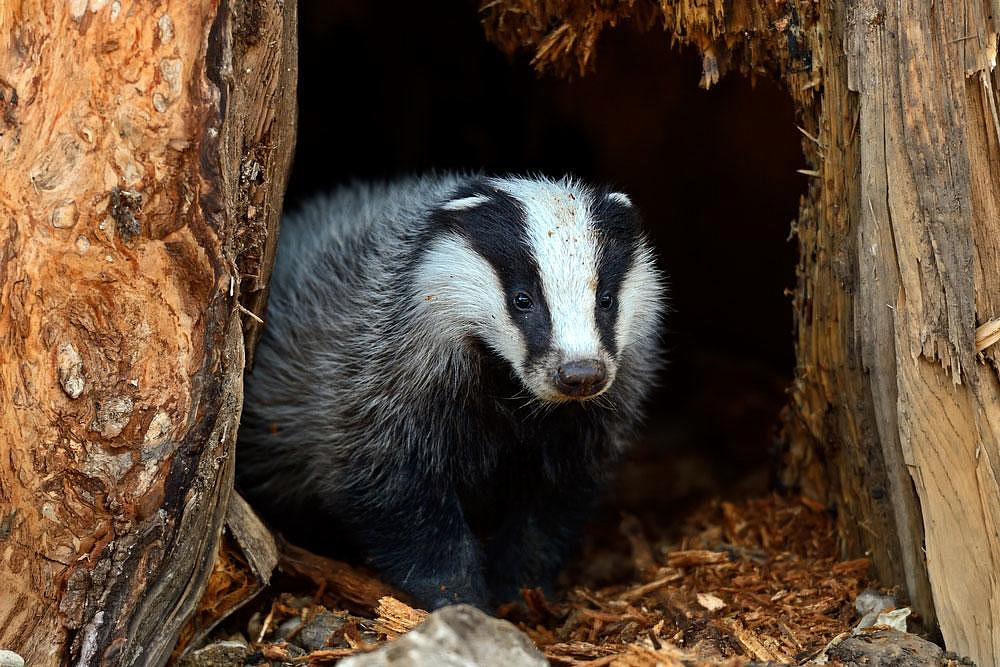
top-left (481, 1), bottom-right (1000, 664)
top-left (0, 1), bottom-right (295, 664)
top-left (792, 3), bottom-right (1000, 664)
top-left (840, 1), bottom-right (1000, 660)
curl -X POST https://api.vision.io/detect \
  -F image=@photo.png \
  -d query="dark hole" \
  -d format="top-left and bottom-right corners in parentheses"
top-left (287, 0), bottom-right (806, 563)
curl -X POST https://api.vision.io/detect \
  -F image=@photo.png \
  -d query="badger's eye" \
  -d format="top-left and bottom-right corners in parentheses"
top-left (513, 292), bottom-right (534, 311)
top-left (599, 292), bottom-right (615, 310)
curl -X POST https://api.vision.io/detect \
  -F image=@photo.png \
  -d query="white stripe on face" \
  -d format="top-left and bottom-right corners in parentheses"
top-left (413, 233), bottom-right (526, 366)
top-left (615, 245), bottom-right (664, 352)
top-left (492, 177), bottom-right (605, 362)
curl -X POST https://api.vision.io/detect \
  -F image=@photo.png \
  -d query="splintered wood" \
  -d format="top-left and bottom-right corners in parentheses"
top-left (192, 495), bottom-right (877, 666)
top-left (372, 596), bottom-right (428, 639)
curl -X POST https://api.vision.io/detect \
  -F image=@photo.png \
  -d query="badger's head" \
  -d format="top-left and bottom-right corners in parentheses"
top-left (414, 176), bottom-right (664, 403)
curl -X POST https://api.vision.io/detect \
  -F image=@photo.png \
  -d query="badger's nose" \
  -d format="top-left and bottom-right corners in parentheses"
top-left (555, 359), bottom-right (608, 398)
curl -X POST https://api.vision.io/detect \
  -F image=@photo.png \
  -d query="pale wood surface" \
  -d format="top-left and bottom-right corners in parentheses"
top-left (794, 2), bottom-right (1000, 661)
top-left (845, 3), bottom-right (1000, 662)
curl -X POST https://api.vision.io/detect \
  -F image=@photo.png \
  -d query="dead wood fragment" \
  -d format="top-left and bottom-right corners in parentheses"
top-left (976, 317), bottom-right (1000, 353)
top-left (619, 571), bottom-right (683, 601)
top-left (226, 492), bottom-right (279, 583)
top-left (372, 596), bottom-right (428, 638)
top-left (726, 619), bottom-right (791, 663)
top-left (277, 538), bottom-right (401, 611)
top-left (697, 593), bottom-right (726, 612)
top-left (292, 647), bottom-right (359, 664)
top-left (172, 532), bottom-right (263, 660)
top-left (543, 640), bottom-right (616, 662)
top-left (257, 641), bottom-right (296, 661)
top-left (667, 550), bottom-right (731, 568)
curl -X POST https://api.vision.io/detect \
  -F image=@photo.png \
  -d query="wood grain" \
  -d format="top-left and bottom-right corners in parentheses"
top-left (0, 1), bottom-right (294, 664)
top-left (846, 2), bottom-right (1000, 662)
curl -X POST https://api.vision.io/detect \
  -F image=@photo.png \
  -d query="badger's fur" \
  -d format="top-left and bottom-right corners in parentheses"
top-left (238, 174), bottom-right (665, 610)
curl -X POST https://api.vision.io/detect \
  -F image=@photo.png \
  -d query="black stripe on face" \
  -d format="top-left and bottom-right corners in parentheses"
top-left (429, 181), bottom-right (552, 364)
top-left (590, 190), bottom-right (642, 355)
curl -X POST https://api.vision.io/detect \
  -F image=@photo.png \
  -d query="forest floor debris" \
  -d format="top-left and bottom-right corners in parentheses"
top-left (179, 494), bottom-right (940, 666)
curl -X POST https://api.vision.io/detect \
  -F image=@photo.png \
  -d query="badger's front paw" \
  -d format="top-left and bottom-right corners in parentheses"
top-left (361, 504), bottom-right (491, 612)
top-left (403, 572), bottom-right (490, 612)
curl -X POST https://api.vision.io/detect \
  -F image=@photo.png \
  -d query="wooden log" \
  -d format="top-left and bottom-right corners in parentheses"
top-left (841, 2), bottom-right (1000, 661)
top-left (0, 1), bottom-right (295, 664)
top-left (782, 0), bottom-right (938, 633)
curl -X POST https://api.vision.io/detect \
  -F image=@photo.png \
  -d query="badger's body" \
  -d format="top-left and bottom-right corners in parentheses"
top-left (238, 174), bottom-right (665, 610)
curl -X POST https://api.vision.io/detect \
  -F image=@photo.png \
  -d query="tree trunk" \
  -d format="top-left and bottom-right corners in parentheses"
top-left (0, 1), bottom-right (295, 664)
top-left (482, 1), bottom-right (1000, 664)
top-left (797, 2), bottom-right (1000, 662)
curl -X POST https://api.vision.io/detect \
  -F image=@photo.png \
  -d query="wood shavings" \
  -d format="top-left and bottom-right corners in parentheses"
top-left (372, 596), bottom-right (428, 638)
top-left (497, 495), bottom-right (876, 665)
top-left (188, 495), bottom-right (885, 665)
top-left (697, 593), bottom-right (726, 612)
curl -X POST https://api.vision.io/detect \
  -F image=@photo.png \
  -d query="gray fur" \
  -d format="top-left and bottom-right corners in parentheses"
top-left (238, 173), bottom-right (666, 608)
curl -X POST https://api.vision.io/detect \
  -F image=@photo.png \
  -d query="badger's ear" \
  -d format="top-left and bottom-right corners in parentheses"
top-left (605, 192), bottom-right (633, 207)
top-left (441, 194), bottom-right (491, 211)
top-left (592, 189), bottom-right (641, 238)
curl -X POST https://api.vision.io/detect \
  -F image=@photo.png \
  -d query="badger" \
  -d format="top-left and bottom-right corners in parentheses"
top-left (237, 174), bottom-right (665, 610)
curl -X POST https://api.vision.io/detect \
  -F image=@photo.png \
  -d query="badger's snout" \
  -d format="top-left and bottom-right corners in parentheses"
top-left (554, 358), bottom-right (608, 398)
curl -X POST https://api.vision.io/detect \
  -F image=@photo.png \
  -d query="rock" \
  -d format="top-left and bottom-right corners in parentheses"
top-left (177, 640), bottom-right (251, 667)
top-left (854, 589), bottom-right (896, 617)
top-left (339, 604), bottom-right (546, 667)
top-left (296, 609), bottom-right (347, 651)
top-left (0, 650), bottom-right (25, 667)
top-left (275, 617), bottom-right (303, 642)
top-left (823, 629), bottom-right (975, 666)
top-left (853, 589), bottom-right (909, 631)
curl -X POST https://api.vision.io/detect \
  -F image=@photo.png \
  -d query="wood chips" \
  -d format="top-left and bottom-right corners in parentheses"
top-left (496, 495), bottom-right (873, 665)
top-left (193, 494), bottom-right (881, 666)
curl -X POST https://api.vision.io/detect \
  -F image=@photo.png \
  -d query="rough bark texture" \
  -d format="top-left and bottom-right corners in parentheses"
top-left (0, 0), bottom-right (295, 664)
top-left (843, 3), bottom-right (1000, 661)
top-left (482, 1), bottom-right (1000, 664)
top-left (223, 0), bottom-right (298, 366)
